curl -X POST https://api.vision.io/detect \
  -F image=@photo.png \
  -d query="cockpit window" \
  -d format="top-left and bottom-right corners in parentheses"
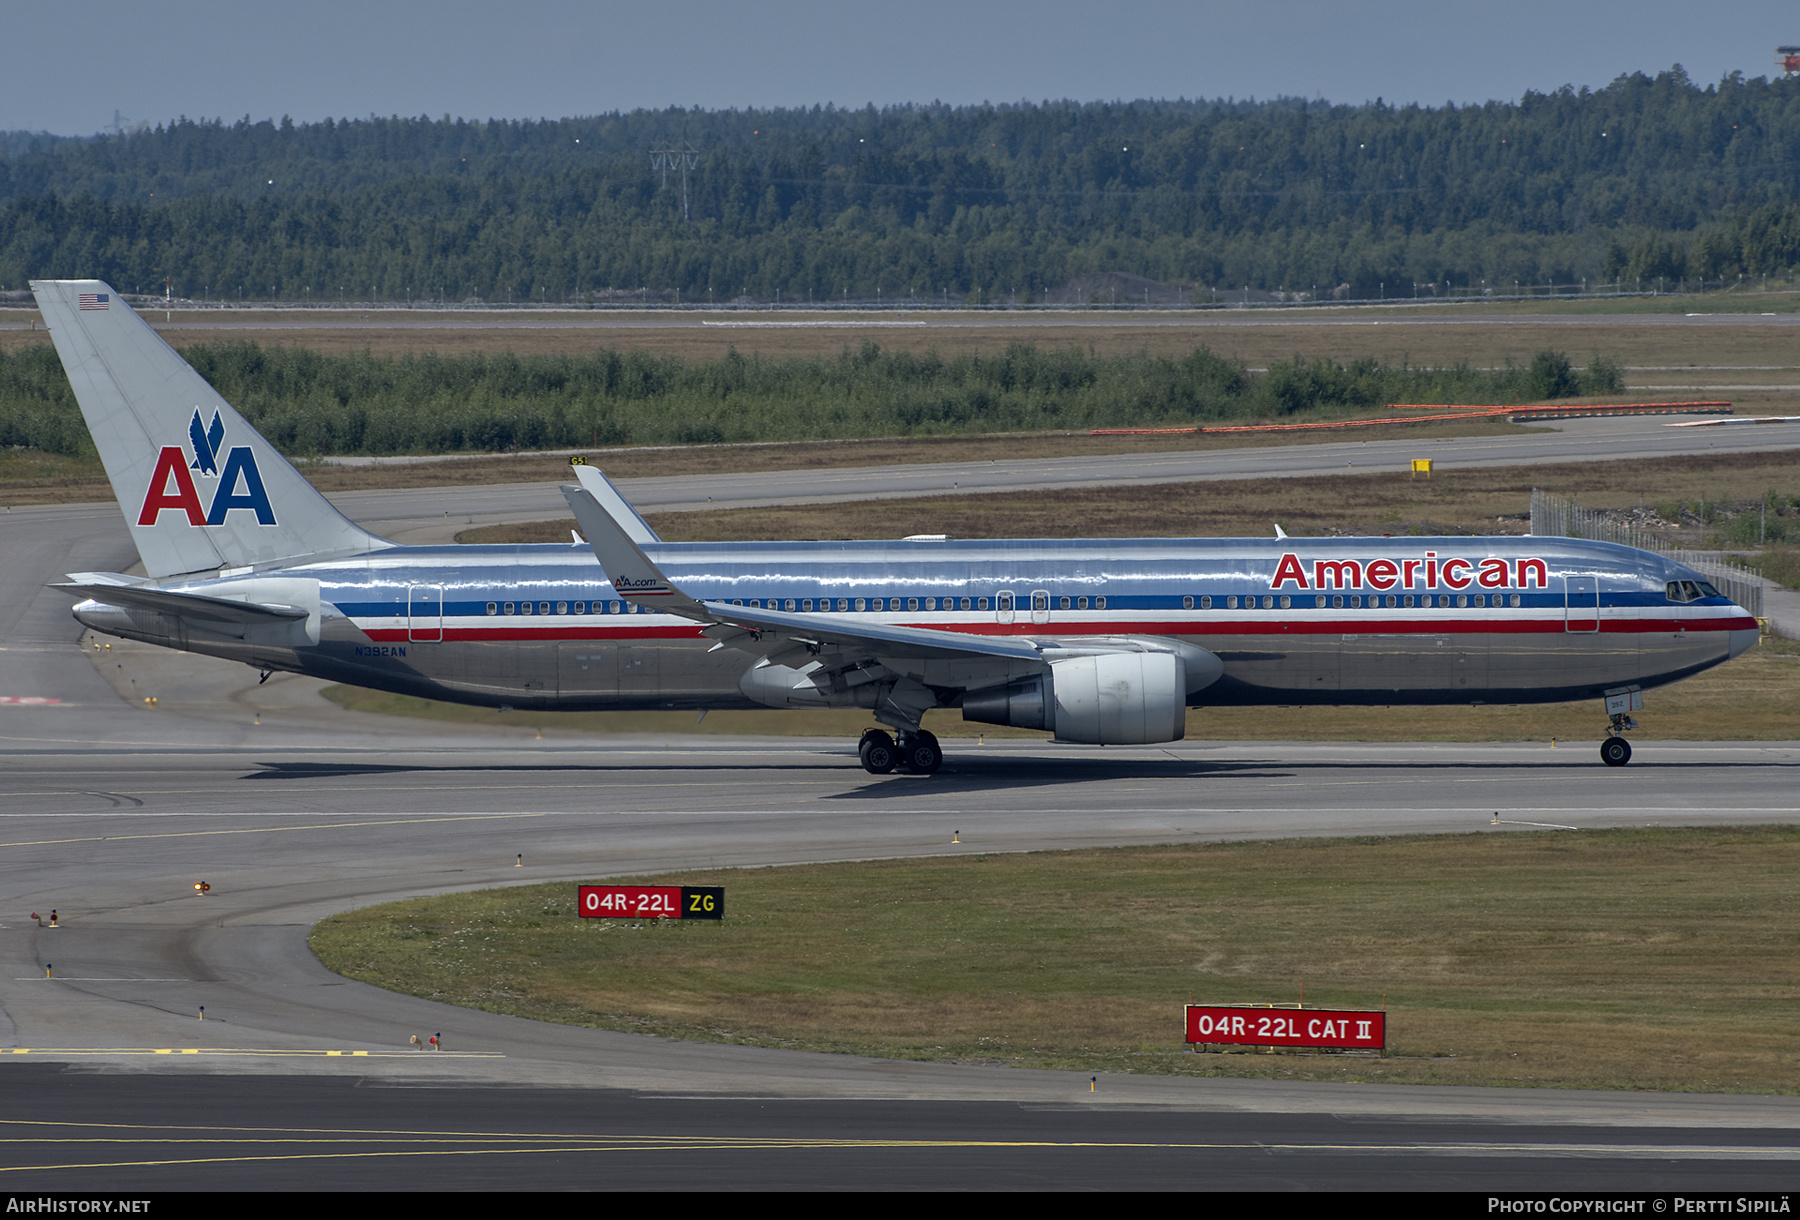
top-left (1668, 580), bottom-right (1722, 603)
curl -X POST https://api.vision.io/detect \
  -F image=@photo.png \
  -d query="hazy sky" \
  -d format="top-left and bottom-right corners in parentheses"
top-left (7, 1), bottom-right (1795, 135)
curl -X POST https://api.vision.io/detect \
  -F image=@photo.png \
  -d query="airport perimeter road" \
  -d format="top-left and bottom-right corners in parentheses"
top-left (5, 306), bottom-right (1799, 336)
top-left (317, 415), bottom-right (1800, 535)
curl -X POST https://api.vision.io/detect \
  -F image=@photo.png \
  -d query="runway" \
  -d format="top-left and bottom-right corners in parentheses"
top-left (4, 442), bottom-right (1799, 1190)
top-left (3, 1066), bottom-right (1793, 1191)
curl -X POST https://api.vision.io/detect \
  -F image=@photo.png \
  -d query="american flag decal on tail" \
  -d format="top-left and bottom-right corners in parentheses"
top-left (78, 293), bottom-right (110, 310)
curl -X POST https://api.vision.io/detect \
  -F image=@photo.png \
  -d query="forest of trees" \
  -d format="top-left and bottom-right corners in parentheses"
top-left (3, 68), bottom-right (1798, 302)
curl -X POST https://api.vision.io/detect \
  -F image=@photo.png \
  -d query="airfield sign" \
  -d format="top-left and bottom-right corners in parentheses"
top-left (1185, 1005), bottom-right (1386, 1050)
top-left (578, 885), bottom-right (724, 920)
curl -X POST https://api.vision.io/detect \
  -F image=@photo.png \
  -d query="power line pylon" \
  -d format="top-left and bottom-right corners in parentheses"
top-left (649, 144), bottom-right (702, 220)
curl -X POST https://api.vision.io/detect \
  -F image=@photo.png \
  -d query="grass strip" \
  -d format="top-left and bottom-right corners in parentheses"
top-left (310, 826), bottom-right (1800, 1092)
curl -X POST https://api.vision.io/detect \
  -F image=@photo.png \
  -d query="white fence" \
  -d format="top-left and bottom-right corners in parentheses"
top-left (1529, 489), bottom-right (1764, 618)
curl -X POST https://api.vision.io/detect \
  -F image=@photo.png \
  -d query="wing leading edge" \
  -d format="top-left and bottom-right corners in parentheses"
top-left (561, 464), bottom-right (1046, 663)
top-left (561, 467), bottom-right (1218, 751)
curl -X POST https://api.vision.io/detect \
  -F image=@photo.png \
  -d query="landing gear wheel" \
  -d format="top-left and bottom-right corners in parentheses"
top-left (858, 731), bottom-right (897, 775)
top-left (1600, 736), bottom-right (1632, 767)
top-left (897, 730), bottom-right (943, 776)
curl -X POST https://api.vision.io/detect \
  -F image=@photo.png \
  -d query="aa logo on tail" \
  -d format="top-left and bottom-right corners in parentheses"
top-left (137, 409), bottom-right (277, 526)
top-left (189, 409), bottom-right (225, 476)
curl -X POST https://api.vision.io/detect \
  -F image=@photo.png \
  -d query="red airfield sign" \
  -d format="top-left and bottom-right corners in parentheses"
top-left (1186, 1005), bottom-right (1385, 1050)
top-left (577, 885), bottom-right (723, 920)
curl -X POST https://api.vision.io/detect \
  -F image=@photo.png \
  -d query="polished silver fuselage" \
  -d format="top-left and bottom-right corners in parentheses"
top-left (76, 534), bottom-right (1760, 714)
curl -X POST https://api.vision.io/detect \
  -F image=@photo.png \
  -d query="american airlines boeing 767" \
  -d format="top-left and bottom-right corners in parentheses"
top-left (34, 280), bottom-right (1759, 774)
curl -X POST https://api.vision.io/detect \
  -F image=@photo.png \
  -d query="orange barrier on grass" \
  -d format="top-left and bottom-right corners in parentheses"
top-left (1091, 401), bottom-right (1732, 436)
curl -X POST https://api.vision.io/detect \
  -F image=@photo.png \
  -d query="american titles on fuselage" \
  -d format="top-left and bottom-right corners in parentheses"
top-left (1271, 551), bottom-right (1546, 593)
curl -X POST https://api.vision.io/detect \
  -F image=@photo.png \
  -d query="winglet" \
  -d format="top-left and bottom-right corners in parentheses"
top-left (563, 474), bottom-right (1068, 664)
top-left (561, 473), bottom-right (705, 620)
top-left (570, 464), bottom-right (662, 543)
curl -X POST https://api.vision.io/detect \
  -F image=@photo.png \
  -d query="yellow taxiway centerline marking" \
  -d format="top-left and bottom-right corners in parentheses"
top-left (5, 1136), bottom-right (1796, 1174)
top-left (3, 1116), bottom-right (1794, 1158)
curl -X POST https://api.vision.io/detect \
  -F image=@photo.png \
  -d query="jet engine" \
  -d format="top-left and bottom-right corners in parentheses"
top-left (962, 650), bottom-right (1192, 745)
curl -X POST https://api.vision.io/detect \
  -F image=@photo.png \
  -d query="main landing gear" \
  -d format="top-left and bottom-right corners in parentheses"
top-left (858, 728), bottom-right (942, 776)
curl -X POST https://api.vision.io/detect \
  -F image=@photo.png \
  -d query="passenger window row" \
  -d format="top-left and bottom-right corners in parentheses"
top-left (484, 601), bottom-right (638, 615)
top-left (1188, 593), bottom-right (1525, 609)
top-left (478, 596), bottom-right (1091, 615)
top-left (723, 596), bottom-right (1069, 612)
top-left (473, 591), bottom-right (1538, 617)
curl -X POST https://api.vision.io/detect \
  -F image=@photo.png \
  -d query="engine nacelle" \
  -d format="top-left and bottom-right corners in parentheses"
top-left (962, 650), bottom-right (1188, 745)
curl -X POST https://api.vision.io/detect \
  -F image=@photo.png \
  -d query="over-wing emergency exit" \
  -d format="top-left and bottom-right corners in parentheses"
top-left (34, 280), bottom-right (1760, 775)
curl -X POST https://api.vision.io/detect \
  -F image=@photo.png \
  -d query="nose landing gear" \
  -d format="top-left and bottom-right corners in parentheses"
top-left (1600, 733), bottom-right (1632, 767)
top-left (1599, 687), bottom-right (1642, 767)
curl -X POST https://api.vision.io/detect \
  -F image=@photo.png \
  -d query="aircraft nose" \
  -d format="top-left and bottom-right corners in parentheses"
top-left (1729, 624), bottom-right (1761, 659)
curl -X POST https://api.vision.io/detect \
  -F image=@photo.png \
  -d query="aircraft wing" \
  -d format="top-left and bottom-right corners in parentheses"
top-left (561, 470), bottom-right (1047, 666)
top-left (692, 600), bottom-right (1049, 663)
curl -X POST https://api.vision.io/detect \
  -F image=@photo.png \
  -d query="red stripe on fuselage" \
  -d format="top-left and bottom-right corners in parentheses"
top-left (357, 612), bottom-right (1757, 645)
top-left (363, 625), bottom-right (704, 642)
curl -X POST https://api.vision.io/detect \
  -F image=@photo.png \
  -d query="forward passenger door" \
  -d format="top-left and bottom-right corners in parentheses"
top-left (1565, 576), bottom-right (1599, 633)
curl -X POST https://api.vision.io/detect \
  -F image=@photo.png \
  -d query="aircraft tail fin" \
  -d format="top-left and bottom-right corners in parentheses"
top-left (31, 280), bottom-right (388, 578)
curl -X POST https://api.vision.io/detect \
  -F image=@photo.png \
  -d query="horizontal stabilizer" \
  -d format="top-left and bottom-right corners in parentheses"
top-left (55, 581), bottom-right (309, 624)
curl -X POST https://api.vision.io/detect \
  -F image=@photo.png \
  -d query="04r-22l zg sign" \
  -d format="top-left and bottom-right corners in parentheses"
top-left (577, 885), bottom-right (724, 920)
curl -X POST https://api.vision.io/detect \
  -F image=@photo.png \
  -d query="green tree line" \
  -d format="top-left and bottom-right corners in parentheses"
top-left (4, 69), bottom-right (1800, 300)
top-left (0, 341), bottom-right (1621, 458)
